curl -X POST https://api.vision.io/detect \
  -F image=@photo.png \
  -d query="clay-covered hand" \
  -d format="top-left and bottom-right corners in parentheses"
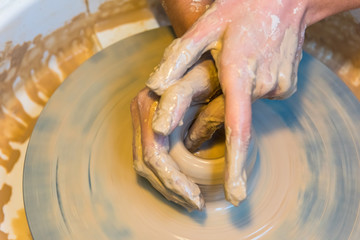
top-left (130, 59), bottom-right (219, 211)
top-left (131, 88), bottom-right (204, 211)
top-left (146, 0), bottom-right (308, 206)
top-left (152, 57), bottom-right (220, 135)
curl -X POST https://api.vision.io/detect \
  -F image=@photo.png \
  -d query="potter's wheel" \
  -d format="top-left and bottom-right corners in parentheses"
top-left (23, 27), bottom-right (360, 239)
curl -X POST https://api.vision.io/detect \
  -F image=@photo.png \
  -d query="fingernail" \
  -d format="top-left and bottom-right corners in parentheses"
top-left (225, 128), bottom-right (249, 206)
top-left (146, 79), bottom-right (162, 96)
top-left (184, 136), bottom-right (197, 152)
top-left (224, 173), bottom-right (247, 206)
top-left (192, 194), bottom-right (205, 211)
top-left (152, 110), bottom-right (172, 135)
top-left (146, 66), bottom-right (166, 95)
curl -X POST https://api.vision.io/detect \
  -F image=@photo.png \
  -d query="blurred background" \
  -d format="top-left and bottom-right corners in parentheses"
top-left (0, 0), bottom-right (359, 239)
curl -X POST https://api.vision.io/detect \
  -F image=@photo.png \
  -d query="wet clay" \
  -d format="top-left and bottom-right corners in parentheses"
top-left (193, 127), bottom-right (225, 159)
top-left (23, 29), bottom-right (360, 237)
top-left (1, 0), bottom-right (360, 238)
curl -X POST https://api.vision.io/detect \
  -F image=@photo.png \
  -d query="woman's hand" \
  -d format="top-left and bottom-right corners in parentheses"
top-left (133, 0), bottom-right (360, 208)
top-left (131, 58), bottom-right (219, 211)
top-left (131, 88), bottom-right (204, 211)
top-left (147, 0), bottom-right (309, 206)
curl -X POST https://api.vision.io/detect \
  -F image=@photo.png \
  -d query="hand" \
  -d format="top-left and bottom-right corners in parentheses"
top-left (130, 58), bottom-right (219, 211)
top-left (146, 0), bottom-right (309, 206)
top-left (134, 0), bottom-right (360, 209)
top-left (131, 88), bottom-right (203, 211)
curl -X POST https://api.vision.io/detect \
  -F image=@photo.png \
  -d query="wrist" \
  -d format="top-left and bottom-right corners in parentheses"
top-left (305, 0), bottom-right (360, 25)
top-left (162, 0), bottom-right (213, 36)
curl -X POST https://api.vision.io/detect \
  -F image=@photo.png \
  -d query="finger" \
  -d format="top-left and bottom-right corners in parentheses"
top-left (270, 52), bottom-right (302, 99)
top-left (268, 29), bottom-right (301, 99)
top-left (136, 88), bottom-right (205, 210)
top-left (130, 92), bottom-right (196, 211)
top-left (219, 57), bottom-right (254, 206)
top-left (146, 6), bottom-right (224, 95)
top-left (270, 69), bottom-right (297, 100)
top-left (252, 60), bottom-right (278, 100)
top-left (223, 68), bottom-right (252, 206)
top-left (185, 94), bottom-right (224, 152)
top-left (152, 59), bottom-right (219, 135)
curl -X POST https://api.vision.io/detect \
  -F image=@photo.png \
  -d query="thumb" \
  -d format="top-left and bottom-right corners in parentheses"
top-left (146, 5), bottom-right (224, 96)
